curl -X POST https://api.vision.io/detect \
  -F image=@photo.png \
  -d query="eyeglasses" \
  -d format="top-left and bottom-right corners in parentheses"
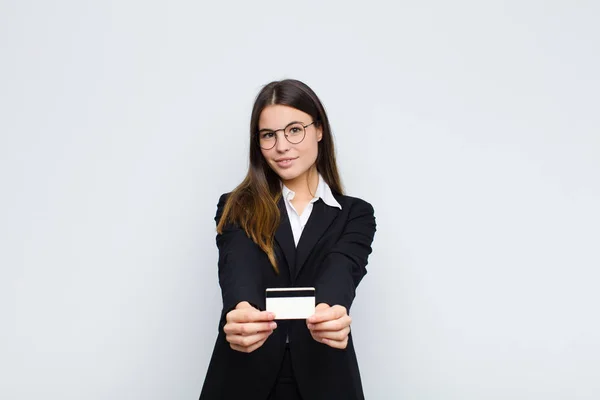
top-left (256, 120), bottom-right (317, 150)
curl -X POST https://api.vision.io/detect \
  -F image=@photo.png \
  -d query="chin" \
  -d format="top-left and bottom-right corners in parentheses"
top-left (271, 166), bottom-right (300, 182)
top-left (277, 170), bottom-right (299, 181)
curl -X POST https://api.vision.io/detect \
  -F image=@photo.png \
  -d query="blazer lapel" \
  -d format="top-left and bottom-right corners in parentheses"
top-left (294, 199), bottom-right (340, 280)
top-left (274, 197), bottom-right (296, 276)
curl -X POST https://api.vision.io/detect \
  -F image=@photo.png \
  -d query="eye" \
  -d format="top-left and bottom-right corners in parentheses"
top-left (289, 127), bottom-right (302, 134)
top-left (260, 131), bottom-right (274, 139)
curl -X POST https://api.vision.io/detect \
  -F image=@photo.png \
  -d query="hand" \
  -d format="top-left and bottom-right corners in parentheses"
top-left (224, 301), bottom-right (277, 353)
top-left (306, 303), bottom-right (352, 349)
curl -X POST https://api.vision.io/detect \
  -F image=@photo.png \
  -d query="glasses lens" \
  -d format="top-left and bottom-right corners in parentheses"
top-left (285, 124), bottom-right (305, 144)
top-left (259, 131), bottom-right (276, 149)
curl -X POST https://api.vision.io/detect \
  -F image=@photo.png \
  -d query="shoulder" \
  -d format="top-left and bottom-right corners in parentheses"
top-left (215, 192), bottom-right (233, 224)
top-left (217, 192), bottom-right (232, 208)
top-left (333, 193), bottom-right (375, 216)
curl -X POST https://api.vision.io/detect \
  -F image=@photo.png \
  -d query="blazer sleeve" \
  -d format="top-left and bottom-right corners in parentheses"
top-left (315, 198), bottom-right (376, 312)
top-left (215, 193), bottom-right (264, 326)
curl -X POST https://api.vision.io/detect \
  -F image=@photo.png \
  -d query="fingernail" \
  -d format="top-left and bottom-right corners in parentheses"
top-left (270, 322), bottom-right (277, 329)
top-left (307, 324), bottom-right (313, 329)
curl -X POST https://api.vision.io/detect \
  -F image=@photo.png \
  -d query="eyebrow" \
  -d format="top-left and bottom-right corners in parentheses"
top-left (258, 120), bottom-right (304, 132)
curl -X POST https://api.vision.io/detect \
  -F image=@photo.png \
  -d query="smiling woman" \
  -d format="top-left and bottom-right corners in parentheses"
top-left (259, 107), bottom-right (322, 211)
top-left (199, 79), bottom-right (377, 400)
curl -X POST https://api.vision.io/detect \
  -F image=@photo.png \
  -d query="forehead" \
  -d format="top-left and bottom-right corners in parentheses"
top-left (258, 105), bottom-right (312, 130)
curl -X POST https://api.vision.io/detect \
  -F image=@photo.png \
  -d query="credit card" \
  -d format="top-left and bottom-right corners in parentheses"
top-left (265, 287), bottom-right (316, 320)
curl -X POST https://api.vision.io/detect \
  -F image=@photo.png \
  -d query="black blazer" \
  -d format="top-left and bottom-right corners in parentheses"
top-left (200, 192), bottom-right (376, 400)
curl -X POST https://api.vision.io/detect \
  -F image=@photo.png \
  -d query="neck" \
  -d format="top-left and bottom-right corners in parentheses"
top-left (283, 167), bottom-right (319, 199)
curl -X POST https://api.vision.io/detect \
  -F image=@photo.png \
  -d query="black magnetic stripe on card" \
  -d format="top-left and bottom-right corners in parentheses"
top-left (265, 289), bottom-right (315, 298)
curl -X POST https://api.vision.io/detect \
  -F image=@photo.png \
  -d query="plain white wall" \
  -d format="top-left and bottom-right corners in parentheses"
top-left (1, 1), bottom-right (599, 399)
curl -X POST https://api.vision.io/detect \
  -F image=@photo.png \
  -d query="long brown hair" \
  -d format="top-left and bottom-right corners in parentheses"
top-left (217, 79), bottom-right (343, 273)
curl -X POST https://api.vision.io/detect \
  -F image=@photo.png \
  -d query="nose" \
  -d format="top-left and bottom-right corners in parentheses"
top-left (274, 130), bottom-right (290, 152)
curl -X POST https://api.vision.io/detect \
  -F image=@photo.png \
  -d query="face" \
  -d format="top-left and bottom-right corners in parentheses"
top-left (258, 105), bottom-right (322, 183)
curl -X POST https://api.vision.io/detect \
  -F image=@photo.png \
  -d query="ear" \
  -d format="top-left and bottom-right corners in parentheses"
top-left (317, 126), bottom-right (323, 142)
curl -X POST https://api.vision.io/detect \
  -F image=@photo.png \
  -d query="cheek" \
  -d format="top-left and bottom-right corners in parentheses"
top-left (260, 148), bottom-right (271, 161)
top-left (301, 140), bottom-right (319, 160)
top-left (261, 149), bottom-right (278, 170)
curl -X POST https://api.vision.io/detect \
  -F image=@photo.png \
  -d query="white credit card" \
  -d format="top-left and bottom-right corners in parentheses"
top-left (265, 287), bottom-right (316, 320)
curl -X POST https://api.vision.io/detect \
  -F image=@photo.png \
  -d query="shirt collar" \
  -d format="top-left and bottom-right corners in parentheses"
top-left (281, 174), bottom-right (342, 209)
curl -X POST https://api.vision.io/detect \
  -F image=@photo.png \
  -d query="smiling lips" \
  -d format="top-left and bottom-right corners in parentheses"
top-left (275, 157), bottom-right (298, 168)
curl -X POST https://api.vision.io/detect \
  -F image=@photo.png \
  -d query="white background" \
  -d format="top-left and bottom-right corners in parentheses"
top-left (1, 1), bottom-right (599, 399)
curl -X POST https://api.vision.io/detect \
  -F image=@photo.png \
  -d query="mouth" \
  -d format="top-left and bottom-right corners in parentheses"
top-left (274, 157), bottom-right (298, 168)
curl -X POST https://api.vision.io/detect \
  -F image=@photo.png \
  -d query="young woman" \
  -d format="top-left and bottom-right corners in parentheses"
top-left (199, 79), bottom-right (376, 400)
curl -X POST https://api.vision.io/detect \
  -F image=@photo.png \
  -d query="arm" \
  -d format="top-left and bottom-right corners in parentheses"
top-left (314, 198), bottom-right (376, 312)
top-left (307, 199), bottom-right (376, 349)
top-left (215, 194), bottom-right (264, 323)
top-left (215, 194), bottom-right (278, 353)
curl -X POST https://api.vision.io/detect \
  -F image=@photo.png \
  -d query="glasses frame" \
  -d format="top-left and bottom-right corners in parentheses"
top-left (256, 120), bottom-right (317, 150)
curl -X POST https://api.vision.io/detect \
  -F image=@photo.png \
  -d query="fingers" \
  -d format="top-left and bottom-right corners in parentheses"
top-left (230, 335), bottom-right (270, 353)
top-left (307, 314), bottom-right (351, 331)
top-left (311, 326), bottom-right (351, 342)
top-left (227, 307), bottom-right (275, 324)
top-left (224, 321), bottom-right (277, 335)
top-left (306, 304), bottom-right (351, 349)
top-left (227, 329), bottom-right (272, 347)
top-left (225, 302), bottom-right (277, 353)
top-left (320, 337), bottom-right (349, 349)
top-left (307, 304), bottom-right (347, 324)
top-left (310, 328), bottom-right (350, 349)
top-left (228, 330), bottom-right (273, 353)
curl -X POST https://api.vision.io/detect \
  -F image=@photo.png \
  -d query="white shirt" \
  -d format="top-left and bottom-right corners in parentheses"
top-left (281, 174), bottom-right (342, 247)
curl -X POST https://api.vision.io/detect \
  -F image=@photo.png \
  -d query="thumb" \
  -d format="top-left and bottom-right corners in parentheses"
top-left (307, 303), bottom-right (330, 324)
top-left (236, 301), bottom-right (254, 310)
